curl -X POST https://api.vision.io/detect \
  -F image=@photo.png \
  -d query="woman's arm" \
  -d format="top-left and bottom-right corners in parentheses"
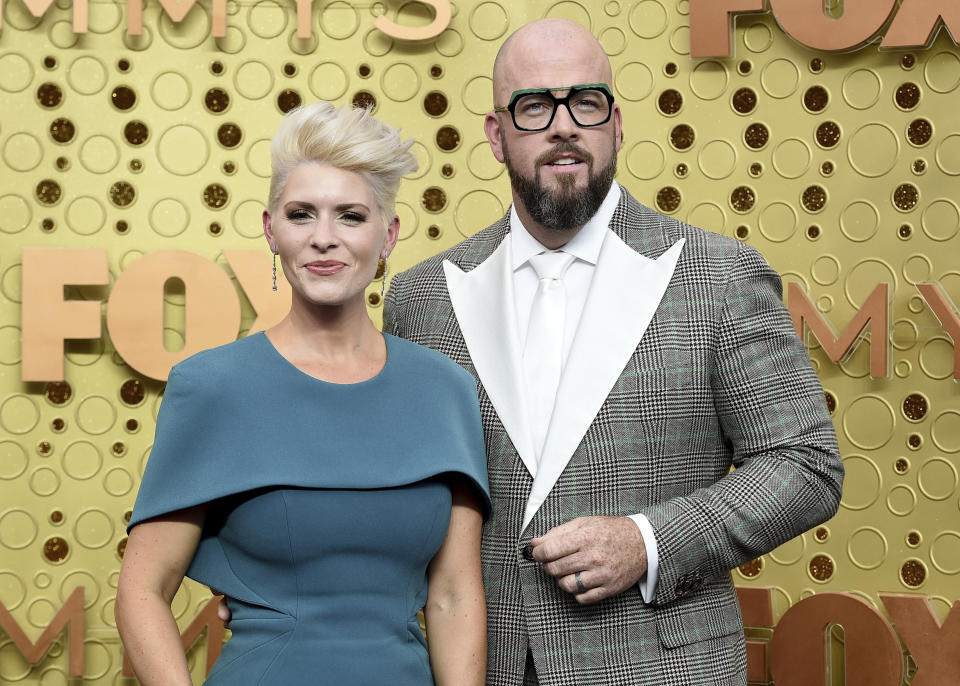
top-left (115, 505), bottom-right (207, 686)
top-left (424, 480), bottom-right (486, 686)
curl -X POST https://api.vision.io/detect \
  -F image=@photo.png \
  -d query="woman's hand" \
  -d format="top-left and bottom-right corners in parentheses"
top-left (424, 480), bottom-right (486, 686)
top-left (116, 505), bottom-right (207, 686)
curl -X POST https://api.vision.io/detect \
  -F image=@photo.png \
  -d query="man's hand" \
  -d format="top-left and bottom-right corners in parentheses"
top-left (211, 590), bottom-right (231, 627)
top-left (531, 516), bottom-right (648, 605)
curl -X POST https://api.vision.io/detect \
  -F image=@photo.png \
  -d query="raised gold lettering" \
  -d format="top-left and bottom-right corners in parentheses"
top-left (374, 0), bottom-right (451, 40)
top-left (880, 594), bottom-right (960, 685)
top-left (788, 282), bottom-right (889, 378)
top-left (0, 587), bottom-right (85, 676)
top-left (21, 248), bottom-right (108, 382)
top-left (769, 592), bottom-right (902, 686)
top-left (106, 251), bottom-right (241, 381)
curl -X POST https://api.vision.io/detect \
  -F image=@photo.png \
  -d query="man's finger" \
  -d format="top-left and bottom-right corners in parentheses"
top-left (542, 552), bottom-right (592, 578)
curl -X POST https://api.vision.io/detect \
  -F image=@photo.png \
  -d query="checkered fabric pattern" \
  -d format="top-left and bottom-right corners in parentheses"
top-left (384, 187), bottom-right (843, 686)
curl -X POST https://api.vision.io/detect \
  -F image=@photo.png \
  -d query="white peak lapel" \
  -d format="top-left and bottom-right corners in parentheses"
top-left (443, 236), bottom-right (539, 477)
top-left (522, 235), bottom-right (686, 531)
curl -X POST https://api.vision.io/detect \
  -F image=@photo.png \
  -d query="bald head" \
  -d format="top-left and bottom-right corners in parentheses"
top-left (492, 19), bottom-right (613, 106)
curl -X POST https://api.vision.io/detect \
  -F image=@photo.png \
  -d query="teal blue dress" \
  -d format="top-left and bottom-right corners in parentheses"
top-left (129, 333), bottom-right (490, 685)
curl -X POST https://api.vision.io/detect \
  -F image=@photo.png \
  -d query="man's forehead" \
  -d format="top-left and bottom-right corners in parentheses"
top-left (496, 52), bottom-right (610, 98)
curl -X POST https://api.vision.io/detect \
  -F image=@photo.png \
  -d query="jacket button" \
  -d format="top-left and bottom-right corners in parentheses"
top-left (521, 544), bottom-right (535, 560)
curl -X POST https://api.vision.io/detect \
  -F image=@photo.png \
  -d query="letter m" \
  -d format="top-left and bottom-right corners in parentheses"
top-left (0, 587), bottom-right (85, 676)
top-left (127, 0), bottom-right (227, 36)
top-left (0, 0), bottom-right (87, 31)
top-left (787, 282), bottom-right (889, 378)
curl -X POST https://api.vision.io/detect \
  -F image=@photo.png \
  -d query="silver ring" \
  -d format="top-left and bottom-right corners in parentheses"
top-left (575, 571), bottom-right (586, 593)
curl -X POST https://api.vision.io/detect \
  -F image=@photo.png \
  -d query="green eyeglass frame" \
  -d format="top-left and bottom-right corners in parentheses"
top-left (493, 83), bottom-right (615, 132)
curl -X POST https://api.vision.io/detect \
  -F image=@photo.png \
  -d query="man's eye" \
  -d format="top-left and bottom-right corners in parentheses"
top-left (572, 96), bottom-right (602, 111)
top-left (518, 99), bottom-right (551, 115)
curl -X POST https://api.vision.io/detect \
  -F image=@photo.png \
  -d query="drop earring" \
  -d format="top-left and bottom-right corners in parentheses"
top-left (379, 256), bottom-right (388, 298)
top-left (272, 250), bottom-right (278, 292)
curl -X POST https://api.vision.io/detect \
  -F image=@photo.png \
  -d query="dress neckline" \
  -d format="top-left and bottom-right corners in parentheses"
top-left (254, 330), bottom-right (392, 387)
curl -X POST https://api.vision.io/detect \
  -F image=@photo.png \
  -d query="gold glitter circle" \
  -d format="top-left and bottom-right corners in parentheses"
top-left (901, 54), bottom-right (916, 69)
top-left (899, 223), bottom-right (912, 239)
top-left (749, 162), bottom-right (762, 177)
top-left (427, 224), bottom-right (441, 238)
top-left (809, 554), bottom-right (834, 581)
top-left (907, 531), bottom-right (921, 546)
top-left (670, 124), bottom-right (695, 150)
top-left (815, 121), bottom-right (841, 148)
top-left (123, 120), bottom-right (148, 146)
top-left (900, 559), bottom-right (926, 586)
top-left (893, 183), bottom-right (919, 211)
top-left (743, 123), bottom-right (769, 150)
top-left (907, 118), bottom-right (932, 146)
top-left (43, 536), bottom-right (69, 562)
top-left (352, 90), bottom-right (377, 110)
top-left (110, 85), bottom-right (137, 110)
top-left (815, 527), bottom-right (829, 541)
top-left (735, 225), bottom-right (749, 239)
top-left (436, 126), bottom-right (461, 151)
top-left (119, 379), bottom-right (145, 405)
top-left (204, 87), bottom-right (230, 113)
top-left (109, 181), bottom-right (136, 207)
top-left (895, 458), bottom-right (909, 473)
top-left (803, 85), bottom-right (829, 112)
top-left (37, 82), bottom-right (64, 108)
top-left (277, 89), bottom-right (301, 113)
top-left (203, 183), bottom-right (229, 209)
top-left (902, 393), bottom-right (928, 420)
top-left (423, 91), bottom-right (448, 116)
top-left (730, 186), bottom-right (755, 212)
top-left (36, 179), bottom-right (62, 205)
top-left (49, 118), bottom-right (76, 143)
top-left (421, 187), bottom-right (447, 212)
top-left (731, 87), bottom-right (757, 114)
top-left (895, 82), bottom-right (921, 110)
top-left (824, 391), bottom-right (836, 414)
top-left (45, 382), bottom-right (72, 405)
top-left (802, 185), bottom-right (827, 212)
top-left (739, 558), bottom-right (763, 577)
top-left (217, 123), bottom-right (243, 148)
top-left (656, 186), bottom-right (681, 213)
top-left (908, 433), bottom-right (922, 449)
top-left (657, 89), bottom-right (683, 115)
top-left (37, 441), bottom-right (52, 456)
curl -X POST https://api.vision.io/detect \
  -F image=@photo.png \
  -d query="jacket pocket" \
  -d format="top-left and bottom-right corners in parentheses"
top-left (655, 577), bottom-right (743, 648)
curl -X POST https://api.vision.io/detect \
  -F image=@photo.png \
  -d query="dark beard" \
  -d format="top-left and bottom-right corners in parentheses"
top-left (504, 140), bottom-right (617, 232)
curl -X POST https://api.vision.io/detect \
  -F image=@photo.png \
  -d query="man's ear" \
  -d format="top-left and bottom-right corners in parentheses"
top-left (484, 112), bottom-right (506, 164)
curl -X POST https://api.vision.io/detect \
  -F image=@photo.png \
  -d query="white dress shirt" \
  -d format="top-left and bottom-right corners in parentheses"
top-left (510, 182), bottom-right (660, 603)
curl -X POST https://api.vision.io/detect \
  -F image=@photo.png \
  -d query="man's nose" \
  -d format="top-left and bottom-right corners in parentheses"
top-left (548, 103), bottom-right (579, 139)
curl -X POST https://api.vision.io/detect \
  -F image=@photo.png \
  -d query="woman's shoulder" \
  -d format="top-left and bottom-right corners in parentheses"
top-left (169, 334), bottom-right (267, 383)
top-left (385, 334), bottom-right (475, 387)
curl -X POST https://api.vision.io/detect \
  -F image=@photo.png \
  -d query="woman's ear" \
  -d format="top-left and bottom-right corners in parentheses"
top-left (263, 210), bottom-right (277, 253)
top-left (383, 215), bottom-right (400, 259)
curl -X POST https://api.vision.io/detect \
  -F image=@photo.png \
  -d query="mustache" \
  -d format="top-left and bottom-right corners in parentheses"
top-left (535, 142), bottom-right (594, 168)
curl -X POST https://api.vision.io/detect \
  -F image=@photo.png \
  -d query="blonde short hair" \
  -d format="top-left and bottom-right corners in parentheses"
top-left (268, 101), bottom-right (418, 224)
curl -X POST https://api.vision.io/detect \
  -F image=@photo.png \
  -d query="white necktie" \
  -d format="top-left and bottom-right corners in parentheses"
top-left (523, 251), bottom-right (575, 461)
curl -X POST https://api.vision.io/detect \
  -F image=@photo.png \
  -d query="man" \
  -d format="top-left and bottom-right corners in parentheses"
top-left (384, 18), bottom-right (843, 686)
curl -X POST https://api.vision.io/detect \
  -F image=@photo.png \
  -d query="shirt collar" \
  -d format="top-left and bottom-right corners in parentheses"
top-left (511, 182), bottom-right (621, 271)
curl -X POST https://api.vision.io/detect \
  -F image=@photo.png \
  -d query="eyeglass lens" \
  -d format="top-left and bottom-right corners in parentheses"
top-left (513, 89), bottom-right (610, 130)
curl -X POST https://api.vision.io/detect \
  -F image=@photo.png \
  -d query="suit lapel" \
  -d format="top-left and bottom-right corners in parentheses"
top-left (522, 229), bottom-right (686, 531)
top-left (444, 233), bottom-right (539, 477)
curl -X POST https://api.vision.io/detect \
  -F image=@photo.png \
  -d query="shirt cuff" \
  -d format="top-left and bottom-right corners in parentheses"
top-left (627, 513), bottom-right (659, 604)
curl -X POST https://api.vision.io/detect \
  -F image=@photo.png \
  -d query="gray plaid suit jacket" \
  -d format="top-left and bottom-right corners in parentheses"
top-left (384, 186), bottom-right (843, 686)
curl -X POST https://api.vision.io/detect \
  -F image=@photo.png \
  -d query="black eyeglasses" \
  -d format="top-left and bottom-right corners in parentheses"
top-left (494, 83), bottom-right (615, 132)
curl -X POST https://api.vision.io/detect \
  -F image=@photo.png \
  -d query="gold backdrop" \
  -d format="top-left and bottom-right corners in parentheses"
top-left (1, 1), bottom-right (959, 683)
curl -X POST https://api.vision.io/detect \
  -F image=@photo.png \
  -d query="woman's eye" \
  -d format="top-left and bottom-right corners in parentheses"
top-left (340, 212), bottom-right (366, 224)
top-left (286, 209), bottom-right (311, 221)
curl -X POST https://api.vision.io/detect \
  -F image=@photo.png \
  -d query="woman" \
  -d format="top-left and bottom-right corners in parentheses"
top-left (116, 102), bottom-right (490, 685)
